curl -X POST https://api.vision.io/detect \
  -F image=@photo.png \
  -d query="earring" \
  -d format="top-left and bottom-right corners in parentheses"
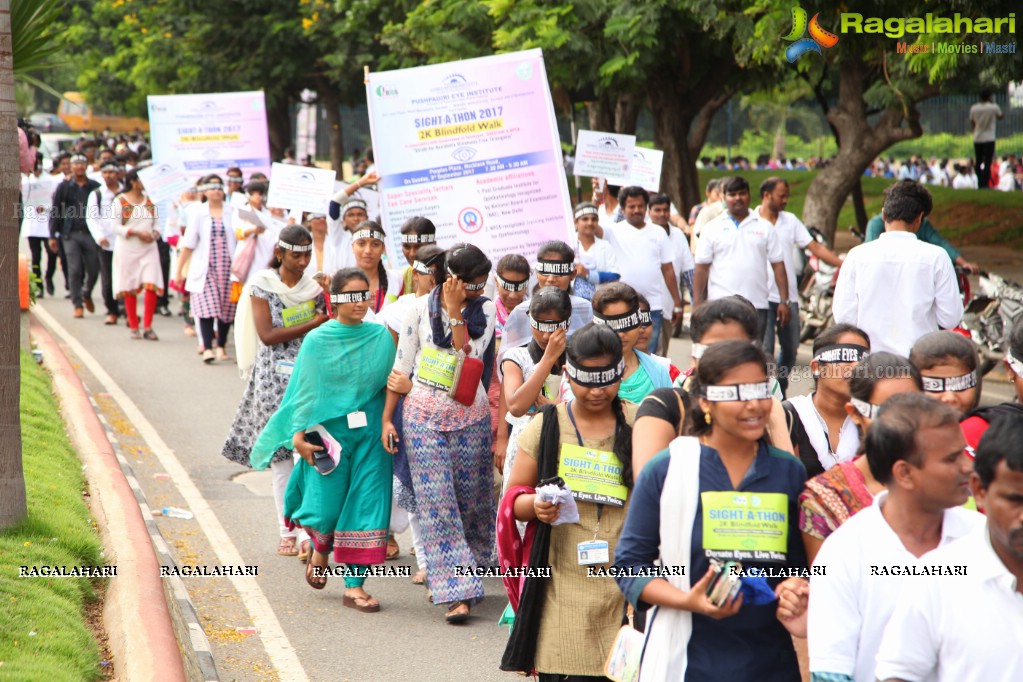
top-left (704, 413), bottom-right (712, 425)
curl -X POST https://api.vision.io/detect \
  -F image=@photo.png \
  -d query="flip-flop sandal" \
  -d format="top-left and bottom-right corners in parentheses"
top-left (305, 553), bottom-right (328, 590)
top-left (386, 535), bottom-right (400, 560)
top-left (444, 600), bottom-right (470, 624)
top-left (277, 537), bottom-right (299, 556)
top-left (343, 593), bottom-right (380, 613)
top-left (411, 569), bottom-right (427, 585)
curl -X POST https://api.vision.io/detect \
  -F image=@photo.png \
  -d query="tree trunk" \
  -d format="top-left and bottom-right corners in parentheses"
top-left (0, 3), bottom-right (27, 528)
top-left (320, 86), bottom-right (344, 174)
top-left (801, 55), bottom-right (923, 243)
top-left (613, 93), bottom-right (640, 135)
top-left (585, 93), bottom-right (639, 135)
top-left (265, 94), bottom-right (292, 162)
top-left (652, 101), bottom-right (701, 213)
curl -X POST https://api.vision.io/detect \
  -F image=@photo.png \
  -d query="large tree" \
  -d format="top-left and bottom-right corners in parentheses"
top-left (2, 0), bottom-right (66, 528)
top-left (384, 0), bottom-right (782, 213)
top-left (776, 0), bottom-right (1020, 242)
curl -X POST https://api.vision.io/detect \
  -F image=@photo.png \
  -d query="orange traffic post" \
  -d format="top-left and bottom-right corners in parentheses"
top-left (18, 254), bottom-right (30, 310)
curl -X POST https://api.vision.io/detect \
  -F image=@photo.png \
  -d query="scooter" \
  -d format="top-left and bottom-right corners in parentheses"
top-left (798, 226), bottom-right (859, 343)
top-left (959, 270), bottom-right (1023, 376)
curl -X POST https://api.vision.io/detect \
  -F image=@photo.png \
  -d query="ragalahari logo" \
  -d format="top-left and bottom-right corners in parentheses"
top-left (784, 7), bottom-right (839, 62)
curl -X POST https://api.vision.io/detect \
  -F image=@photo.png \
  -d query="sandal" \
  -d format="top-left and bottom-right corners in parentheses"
top-left (444, 600), bottom-right (470, 624)
top-left (202, 349), bottom-right (215, 364)
top-left (411, 569), bottom-right (427, 585)
top-left (216, 347), bottom-right (232, 362)
top-left (129, 329), bottom-right (142, 340)
top-left (386, 535), bottom-right (400, 560)
top-left (343, 591), bottom-right (380, 613)
top-left (305, 548), bottom-right (328, 590)
top-left (142, 328), bottom-right (159, 341)
top-left (277, 537), bottom-right (299, 556)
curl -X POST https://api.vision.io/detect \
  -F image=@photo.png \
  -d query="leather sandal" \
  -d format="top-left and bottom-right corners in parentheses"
top-left (411, 569), bottom-right (427, 585)
top-left (343, 591), bottom-right (380, 613)
top-left (277, 537), bottom-right (299, 556)
top-left (386, 535), bottom-right (400, 560)
top-left (444, 600), bottom-right (470, 624)
top-left (305, 545), bottom-right (327, 590)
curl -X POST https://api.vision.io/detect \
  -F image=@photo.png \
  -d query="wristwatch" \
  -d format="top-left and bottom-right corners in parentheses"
top-left (448, 318), bottom-right (465, 328)
top-left (781, 300), bottom-right (793, 307)
top-left (673, 306), bottom-right (684, 313)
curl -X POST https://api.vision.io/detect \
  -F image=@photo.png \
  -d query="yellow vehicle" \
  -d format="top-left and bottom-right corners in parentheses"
top-left (57, 92), bottom-right (150, 134)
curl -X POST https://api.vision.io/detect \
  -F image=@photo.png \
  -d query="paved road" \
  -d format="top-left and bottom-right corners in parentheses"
top-left (34, 290), bottom-right (1016, 682)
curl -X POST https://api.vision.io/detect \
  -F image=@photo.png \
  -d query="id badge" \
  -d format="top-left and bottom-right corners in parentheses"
top-left (347, 411), bottom-right (368, 429)
top-left (275, 360), bottom-right (295, 376)
top-left (577, 540), bottom-right (610, 566)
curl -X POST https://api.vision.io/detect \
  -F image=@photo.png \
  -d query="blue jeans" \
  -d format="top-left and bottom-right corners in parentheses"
top-left (763, 302), bottom-right (800, 396)
top-left (647, 309), bottom-right (664, 354)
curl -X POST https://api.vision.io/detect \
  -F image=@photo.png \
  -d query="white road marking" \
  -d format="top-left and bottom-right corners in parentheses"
top-left (34, 306), bottom-right (308, 682)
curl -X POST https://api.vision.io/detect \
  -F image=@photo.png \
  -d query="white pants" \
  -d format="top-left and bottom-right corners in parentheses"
top-left (270, 458), bottom-right (304, 541)
top-left (409, 513), bottom-right (427, 571)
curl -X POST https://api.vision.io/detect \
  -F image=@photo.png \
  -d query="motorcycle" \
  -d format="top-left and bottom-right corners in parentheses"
top-left (798, 226), bottom-right (860, 343)
top-left (959, 270), bottom-right (1023, 376)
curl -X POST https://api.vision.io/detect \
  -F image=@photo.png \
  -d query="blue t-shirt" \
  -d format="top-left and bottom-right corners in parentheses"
top-left (614, 442), bottom-right (808, 681)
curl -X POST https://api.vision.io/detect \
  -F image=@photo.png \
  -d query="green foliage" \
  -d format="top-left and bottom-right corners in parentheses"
top-left (11, 0), bottom-right (68, 98)
top-left (0, 353), bottom-right (106, 681)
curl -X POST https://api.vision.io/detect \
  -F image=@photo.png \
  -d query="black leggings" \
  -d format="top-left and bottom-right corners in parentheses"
top-left (198, 317), bottom-right (232, 351)
top-left (27, 237), bottom-right (58, 286)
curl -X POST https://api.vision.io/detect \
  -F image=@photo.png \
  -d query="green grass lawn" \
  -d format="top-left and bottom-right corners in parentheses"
top-left (697, 169), bottom-right (1023, 247)
top-left (0, 351), bottom-right (107, 681)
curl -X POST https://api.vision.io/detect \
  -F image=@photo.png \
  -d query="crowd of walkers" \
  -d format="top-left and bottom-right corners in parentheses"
top-left (22, 141), bottom-right (1023, 680)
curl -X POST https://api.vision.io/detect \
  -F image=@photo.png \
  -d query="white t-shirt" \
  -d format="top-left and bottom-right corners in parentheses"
top-left (694, 210), bottom-right (785, 309)
top-left (659, 224), bottom-right (694, 309)
top-left (952, 172), bottom-right (979, 189)
top-left (601, 221), bottom-right (674, 310)
top-left (808, 491), bottom-right (983, 682)
top-left (757, 205), bottom-right (813, 303)
top-left (970, 101), bottom-right (1002, 143)
top-left (575, 237), bottom-right (618, 279)
top-left (832, 231), bottom-right (963, 355)
top-left (20, 173), bottom-right (53, 239)
top-left (875, 522), bottom-right (1023, 682)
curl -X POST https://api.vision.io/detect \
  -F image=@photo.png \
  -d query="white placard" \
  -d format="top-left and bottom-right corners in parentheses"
top-left (630, 147), bottom-right (664, 193)
top-left (267, 162), bottom-right (337, 213)
top-left (137, 162), bottom-right (192, 204)
top-left (573, 130), bottom-right (636, 185)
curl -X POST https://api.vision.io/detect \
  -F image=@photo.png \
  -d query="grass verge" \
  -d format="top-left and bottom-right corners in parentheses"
top-left (697, 169), bottom-right (1023, 248)
top-left (0, 351), bottom-right (107, 681)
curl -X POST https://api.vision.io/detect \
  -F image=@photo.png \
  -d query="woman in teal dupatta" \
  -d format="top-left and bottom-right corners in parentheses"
top-left (251, 268), bottom-right (395, 612)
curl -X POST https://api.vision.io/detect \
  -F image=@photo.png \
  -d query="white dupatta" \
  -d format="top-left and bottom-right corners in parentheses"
top-left (639, 436), bottom-right (702, 682)
top-left (234, 268), bottom-right (323, 378)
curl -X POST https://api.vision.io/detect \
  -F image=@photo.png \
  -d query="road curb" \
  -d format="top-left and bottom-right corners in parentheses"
top-left (30, 315), bottom-right (193, 681)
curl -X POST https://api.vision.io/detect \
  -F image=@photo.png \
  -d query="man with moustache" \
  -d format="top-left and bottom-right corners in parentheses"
top-left (876, 413), bottom-right (1023, 682)
top-left (808, 393), bottom-right (983, 682)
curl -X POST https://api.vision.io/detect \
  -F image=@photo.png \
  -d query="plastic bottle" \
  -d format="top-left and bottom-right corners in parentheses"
top-left (160, 506), bottom-right (194, 519)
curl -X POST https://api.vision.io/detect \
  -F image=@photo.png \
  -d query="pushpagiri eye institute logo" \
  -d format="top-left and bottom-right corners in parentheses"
top-left (784, 6), bottom-right (839, 62)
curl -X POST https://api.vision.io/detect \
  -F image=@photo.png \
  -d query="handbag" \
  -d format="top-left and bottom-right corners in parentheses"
top-left (605, 609), bottom-right (644, 682)
top-left (230, 232), bottom-right (259, 282)
top-left (447, 346), bottom-right (484, 407)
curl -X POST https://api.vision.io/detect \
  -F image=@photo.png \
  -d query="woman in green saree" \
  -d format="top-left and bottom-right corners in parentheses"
top-left (251, 267), bottom-right (396, 612)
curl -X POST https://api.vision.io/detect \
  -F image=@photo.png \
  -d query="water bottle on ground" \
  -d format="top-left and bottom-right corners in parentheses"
top-left (160, 506), bottom-right (194, 519)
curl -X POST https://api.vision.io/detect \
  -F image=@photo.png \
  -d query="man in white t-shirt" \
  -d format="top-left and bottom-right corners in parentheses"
top-left (876, 414), bottom-right (1023, 682)
top-left (808, 394), bottom-right (983, 682)
top-left (758, 177), bottom-right (842, 395)
top-left (693, 175), bottom-right (790, 338)
top-left (649, 192), bottom-right (694, 356)
top-left (832, 180), bottom-right (962, 355)
top-left (594, 185), bottom-right (683, 353)
top-left (970, 90), bottom-right (1003, 189)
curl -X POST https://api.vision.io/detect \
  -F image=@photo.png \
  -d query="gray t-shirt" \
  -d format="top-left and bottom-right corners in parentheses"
top-left (970, 101), bottom-right (1002, 143)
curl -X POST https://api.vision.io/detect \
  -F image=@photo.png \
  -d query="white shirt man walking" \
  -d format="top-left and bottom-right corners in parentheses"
top-left (876, 413), bottom-right (1023, 682)
top-left (808, 393), bottom-right (983, 682)
top-left (693, 175), bottom-right (790, 338)
top-left (832, 180), bottom-right (962, 355)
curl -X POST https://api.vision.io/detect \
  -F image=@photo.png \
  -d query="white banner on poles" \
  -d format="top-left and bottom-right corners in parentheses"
top-left (365, 48), bottom-right (574, 268)
top-left (147, 91), bottom-right (271, 180)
